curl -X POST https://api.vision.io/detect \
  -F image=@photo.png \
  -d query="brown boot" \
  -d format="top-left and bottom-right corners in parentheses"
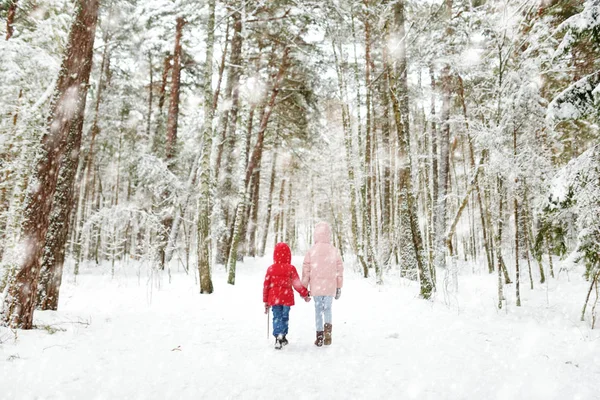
top-left (315, 331), bottom-right (324, 347)
top-left (324, 323), bottom-right (332, 345)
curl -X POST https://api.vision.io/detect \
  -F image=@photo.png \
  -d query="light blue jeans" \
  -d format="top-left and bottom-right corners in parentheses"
top-left (314, 296), bottom-right (333, 331)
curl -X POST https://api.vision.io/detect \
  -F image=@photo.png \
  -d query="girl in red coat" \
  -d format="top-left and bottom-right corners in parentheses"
top-left (263, 242), bottom-right (310, 349)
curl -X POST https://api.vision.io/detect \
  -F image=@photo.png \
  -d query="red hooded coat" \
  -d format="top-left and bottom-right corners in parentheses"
top-left (263, 242), bottom-right (309, 306)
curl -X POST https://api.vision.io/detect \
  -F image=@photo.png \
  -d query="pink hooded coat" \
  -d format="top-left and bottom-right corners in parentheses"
top-left (301, 222), bottom-right (344, 296)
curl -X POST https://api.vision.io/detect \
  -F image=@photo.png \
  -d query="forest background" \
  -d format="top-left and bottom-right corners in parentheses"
top-left (0, 0), bottom-right (599, 330)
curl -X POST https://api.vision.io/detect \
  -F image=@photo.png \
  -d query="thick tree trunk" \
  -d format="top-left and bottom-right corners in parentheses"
top-left (2, 0), bottom-right (100, 329)
top-left (389, 0), bottom-right (433, 298)
top-left (197, 0), bottom-right (216, 294)
top-left (37, 116), bottom-right (85, 310)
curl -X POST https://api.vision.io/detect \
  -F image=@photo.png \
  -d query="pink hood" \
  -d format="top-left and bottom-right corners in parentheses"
top-left (314, 222), bottom-right (332, 245)
top-left (301, 222), bottom-right (343, 296)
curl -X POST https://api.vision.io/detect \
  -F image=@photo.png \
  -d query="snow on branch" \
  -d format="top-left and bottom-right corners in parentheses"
top-left (135, 154), bottom-right (184, 202)
top-left (556, 0), bottom-right (600, 36)
top-left (547, 70), bottom-right (600, 121)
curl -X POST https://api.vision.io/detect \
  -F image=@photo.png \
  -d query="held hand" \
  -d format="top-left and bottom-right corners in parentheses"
top-left (264, 303), bottom-right (270, 314)
top-left (335, 288), bottom-right (341, 300)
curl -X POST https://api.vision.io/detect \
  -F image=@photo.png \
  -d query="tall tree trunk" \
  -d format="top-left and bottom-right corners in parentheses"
top-left (514, 128), bottom-right (521, 307)
top-left (389, 0), bottom-right (433, 298)
top-left (153, 54), bottom-right (172, 155)
top-left (146, 54), bottom-right (154, 138)
top-left (435, 64), bottom-right (451, 272)
top-left (2, 0), bottom-right (100, 329)
top-left (165, 17), bottom-right (184, 162)
top-left (158, 16), bottom-right (185, 269)
top-left (514, 196), bottom-right (521, 306)
top-left (380, 45), bottom-right (392, 242)
top-left (215, 5), bottom-right (243, 266)
top-left (434, 0), bottom-right (453, 275)
top-left (496, 177), bottom-right (506, 309)
top-left (363, 0), bottom-right (379, 282)
top-left (227, 45), bottom-right (291, 285)
top-left (197, 0), bottom-right (216, 294)
top-left (428, 65), bottom-right (438, 273)
top-left (350, 7), bottom-right (365, 250)
top-left (36, 120), bottom-right (85, 310)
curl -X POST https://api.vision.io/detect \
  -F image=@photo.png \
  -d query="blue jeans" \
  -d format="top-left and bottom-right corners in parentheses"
top-left (271, 305), bottom-right (290, 337)
top-left (314, 296), bottom-right (333, 331)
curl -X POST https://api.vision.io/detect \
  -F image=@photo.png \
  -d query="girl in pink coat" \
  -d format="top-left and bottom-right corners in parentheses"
top-left (301, 222), bottom-right (344, 346)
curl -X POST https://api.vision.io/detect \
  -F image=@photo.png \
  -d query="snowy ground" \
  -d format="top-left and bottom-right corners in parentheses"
top-left (1, 254), bottom-right (600, 400)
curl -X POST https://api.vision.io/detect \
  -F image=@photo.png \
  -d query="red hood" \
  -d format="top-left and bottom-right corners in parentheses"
top-left (273, 242), bottom-right (291, 264)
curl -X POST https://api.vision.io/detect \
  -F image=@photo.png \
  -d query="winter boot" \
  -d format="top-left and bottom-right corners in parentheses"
top-left (315, 331), bottom-right (324, 347)
top-left (275, 334), bottom-right (284, 350)
top-left (324, 323), bottom-right (332, 345)
top-left (281, 335), bottom-right (289, 346)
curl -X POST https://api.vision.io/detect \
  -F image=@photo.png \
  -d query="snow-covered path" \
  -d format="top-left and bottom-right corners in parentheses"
top-left (1, 256), bottom-right (599, 399)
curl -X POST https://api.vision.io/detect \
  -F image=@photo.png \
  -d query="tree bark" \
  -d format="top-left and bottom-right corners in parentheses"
top-left (165, 17), bottom-right (185, 161)
top-left (2, 0), bottom-right (100, 329)
top-left (5, 0), bottom-right (18, 40)
top-left (434, 0), bottom-right (453, 274)
top-left (389, 0), bottom-right (433, 297)
top-left (215, 5), bottom-right (243, 266)
top-left (197, 0), bottom-right (216, 294)
top-left (37, 112), bottom-right (85, 310)
top-left (428, 65), bottom-right (438, 272)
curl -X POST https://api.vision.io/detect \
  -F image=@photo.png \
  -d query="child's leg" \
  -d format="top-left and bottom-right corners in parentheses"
top-left (314, 296), bottom-right (325, 331)
top-left (272, 305), bottom-right (284, 337)
top-left (323, 296), bottom-right (333, 325)
top-left (281, 306), bottom-right (290, 335)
